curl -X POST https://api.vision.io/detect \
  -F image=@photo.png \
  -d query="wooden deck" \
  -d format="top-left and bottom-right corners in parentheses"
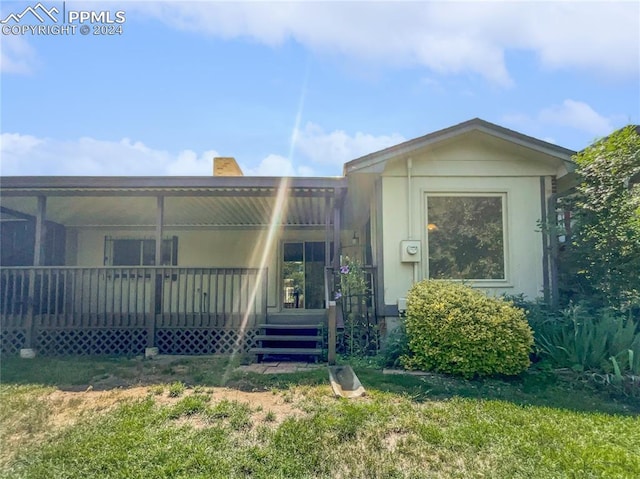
top-left (0, 266), bottom-right (267, 356)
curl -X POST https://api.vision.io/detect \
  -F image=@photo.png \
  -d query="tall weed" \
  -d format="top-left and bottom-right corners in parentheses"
top-left (526, 302), bottom-right (640, 373)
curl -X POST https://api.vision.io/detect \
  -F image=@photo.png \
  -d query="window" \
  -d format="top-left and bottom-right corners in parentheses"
top-left (105, 236), bottom-right (178, 266)
top-left (426, 195), bottom-right (505, 280)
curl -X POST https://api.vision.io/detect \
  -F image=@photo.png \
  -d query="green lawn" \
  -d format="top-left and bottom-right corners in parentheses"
top-left (1, 356), bottom-right (639, 478)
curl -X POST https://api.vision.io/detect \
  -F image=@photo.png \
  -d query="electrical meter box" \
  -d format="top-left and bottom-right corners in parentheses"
top-left (400, 240), bottom-right (421, 262)
top-left (397, 297), bottom-right (408, 314)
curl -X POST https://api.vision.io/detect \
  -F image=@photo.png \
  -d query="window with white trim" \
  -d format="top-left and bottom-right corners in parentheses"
top-left (426, 195), bottom-right (505, 280)
top-left (104, 236), bottom-right (178, 266)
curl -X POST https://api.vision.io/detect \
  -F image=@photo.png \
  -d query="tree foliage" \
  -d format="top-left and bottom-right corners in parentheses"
top-left (559, 126), bottom-right (640, 308)
top-left (427, 196), bottom-right (504, 279)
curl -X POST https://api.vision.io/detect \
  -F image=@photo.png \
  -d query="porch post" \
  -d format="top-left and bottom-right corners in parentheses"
top-left (374, 178), bottom-right (385, 317)
top-left (155, 196), bottom-right (164, 267)
top-left (332, 194), bottom-right (341, 269)
top-left (324, 196), bottom-right (331, 268)
top-left (33, 196), bottom-right (46, 267)
top-left (328, 301), bottom-right (337, 365)
top-left (146, 196), bottom-right (163, 357)
top-left (22, 196), bottom-right (46, 358)
top-left (324, 195), bottom-right (331, 305)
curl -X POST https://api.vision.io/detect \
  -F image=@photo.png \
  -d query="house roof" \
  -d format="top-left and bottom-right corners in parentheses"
top-left (0, 176), bottom-right (347, 228)
top-left (343, 118), bottom-right (576, 175)
top-left (0, 176), bottom-right (346, 196)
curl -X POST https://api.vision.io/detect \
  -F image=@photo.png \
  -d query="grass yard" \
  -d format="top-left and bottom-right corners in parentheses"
top-left (1, 356), bottom-right (639, 478)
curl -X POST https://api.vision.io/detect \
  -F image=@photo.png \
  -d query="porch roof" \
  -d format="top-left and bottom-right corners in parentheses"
top-left (0, 176), bottom-right (346, 196)
top-left (0, 176), bottom-right (347, 228)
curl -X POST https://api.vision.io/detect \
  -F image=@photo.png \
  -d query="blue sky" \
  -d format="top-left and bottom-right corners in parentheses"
top-left (1, 1), bottom-right (639, 177)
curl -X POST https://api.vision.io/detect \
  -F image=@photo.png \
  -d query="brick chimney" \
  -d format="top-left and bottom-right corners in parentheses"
top-left (213, 157), bottom-right (243, 176)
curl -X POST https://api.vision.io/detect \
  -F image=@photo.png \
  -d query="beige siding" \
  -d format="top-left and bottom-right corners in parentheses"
top-left (383, 134), bottom-right (567, 178)
top-left (380, 136), bottom-right (554, 305)
top-left (71, 227), bottom-right (334, 311)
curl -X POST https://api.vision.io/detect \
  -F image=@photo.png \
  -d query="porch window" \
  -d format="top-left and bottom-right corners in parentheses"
top-left (104, 236), bottom-right (178, 266)
top-left (426, 195), bottom-right (505, 280)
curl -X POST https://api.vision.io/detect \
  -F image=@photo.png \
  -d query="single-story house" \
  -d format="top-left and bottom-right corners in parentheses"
top-left (0, 118), bottom-right (575, 357)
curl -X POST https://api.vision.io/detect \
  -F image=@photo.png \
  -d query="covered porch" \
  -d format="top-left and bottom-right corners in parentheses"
top-left (0, 176), bottom-right (347, 356)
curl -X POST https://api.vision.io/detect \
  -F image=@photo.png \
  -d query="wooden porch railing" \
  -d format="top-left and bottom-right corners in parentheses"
top-left (0, 266), bottom-right (267, 356)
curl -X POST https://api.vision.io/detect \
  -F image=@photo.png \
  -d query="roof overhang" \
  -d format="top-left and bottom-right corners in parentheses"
top-left (344, 118), bottom-right (576, 175)
top-left (0, 176), bottom-right (346, 197)
top-left (0, 176), bottom-right (347, 228)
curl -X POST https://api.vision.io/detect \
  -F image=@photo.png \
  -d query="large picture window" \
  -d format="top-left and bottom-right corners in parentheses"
top-left (426, 195), bottom-right (505, 280)
top-left (104, 236), bottom-right (178, 266)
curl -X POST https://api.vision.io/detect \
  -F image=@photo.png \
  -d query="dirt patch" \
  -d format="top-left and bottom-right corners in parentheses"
top-left (48, 385), bottom-right (301, 426)
top-left (2, 384), bottom-right (306, 466)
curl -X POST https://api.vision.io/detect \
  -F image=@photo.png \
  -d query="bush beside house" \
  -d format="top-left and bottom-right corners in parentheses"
top-left (401, 281), bottom-right (533, 378)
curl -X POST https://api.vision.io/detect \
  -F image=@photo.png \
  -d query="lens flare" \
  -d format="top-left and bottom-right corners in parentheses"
top-left (222, 59), bottom-right (309, 381)
top-left (222, 177), bottom-right (290, 383)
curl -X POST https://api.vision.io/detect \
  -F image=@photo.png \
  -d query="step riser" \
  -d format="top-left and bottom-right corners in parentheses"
top-left (250, 348), bottom-right (322, 355)
top-left (254, 323), bottom-right (324, 362)
top-left (255, 335), bottom-right (322, 342)
top-left (267, 312), bottom-right (327, 325)
top-left (258, 324), bottom-right (320, 330)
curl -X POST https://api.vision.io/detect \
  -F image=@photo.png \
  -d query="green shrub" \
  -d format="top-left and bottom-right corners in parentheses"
top-left (401, 281), bottom-right (533, 378)
top-left (380, 323), bottom-right (410, 368)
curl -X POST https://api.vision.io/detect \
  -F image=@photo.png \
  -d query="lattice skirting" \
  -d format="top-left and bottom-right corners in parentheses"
top-left (36, 329), bottom-right (148, 356)
top-left (156, 328), bottom-right (259, 355)
top-left (1, 327), bottom-right (259, 356)
top-left (1, 329), bottom-right (26, 356)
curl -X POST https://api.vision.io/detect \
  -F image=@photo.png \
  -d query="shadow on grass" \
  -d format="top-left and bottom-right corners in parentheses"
top-left (0, 355), bottom-right (328, 392)
top-left (1, 355), bottom-right (637, 416)
top-left (354, 367), bottom-right (640, 416)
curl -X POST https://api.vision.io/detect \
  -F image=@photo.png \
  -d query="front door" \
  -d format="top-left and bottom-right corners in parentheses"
top-left (282, 241), bottom-right (328, 310)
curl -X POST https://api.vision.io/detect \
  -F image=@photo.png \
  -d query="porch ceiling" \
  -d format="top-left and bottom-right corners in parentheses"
top-left (0, 180), bottom-right (343, 227)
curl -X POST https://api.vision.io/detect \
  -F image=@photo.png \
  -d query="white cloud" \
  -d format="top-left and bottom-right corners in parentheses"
top-left (0, 36), bottom-right (37, 74)
top-left (242, 154), bottom-right (315, 177)
top-left (503, 99), bottom-right (616, 138)
top-left (133, 2), bottom-right (639, 85)
top-left (0, 133), bottom-right (219, 176)
top-left (166, 149), bottom-right (219, 176)
top-left (0, 133), bottom-right (320, 177)
top-left (539, 100), bottom-right (614, 137)
top-left (294, 122), bottom-right (405, 167)
top-left (0, 124), bottom-right (405, 177)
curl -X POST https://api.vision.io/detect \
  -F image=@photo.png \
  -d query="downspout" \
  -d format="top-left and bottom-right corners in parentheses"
top-left (407, 158), bottom-right (418, 284)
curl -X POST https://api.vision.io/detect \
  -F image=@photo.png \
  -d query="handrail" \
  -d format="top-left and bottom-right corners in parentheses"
top-left (0, 266), bottom-right (267, 323)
